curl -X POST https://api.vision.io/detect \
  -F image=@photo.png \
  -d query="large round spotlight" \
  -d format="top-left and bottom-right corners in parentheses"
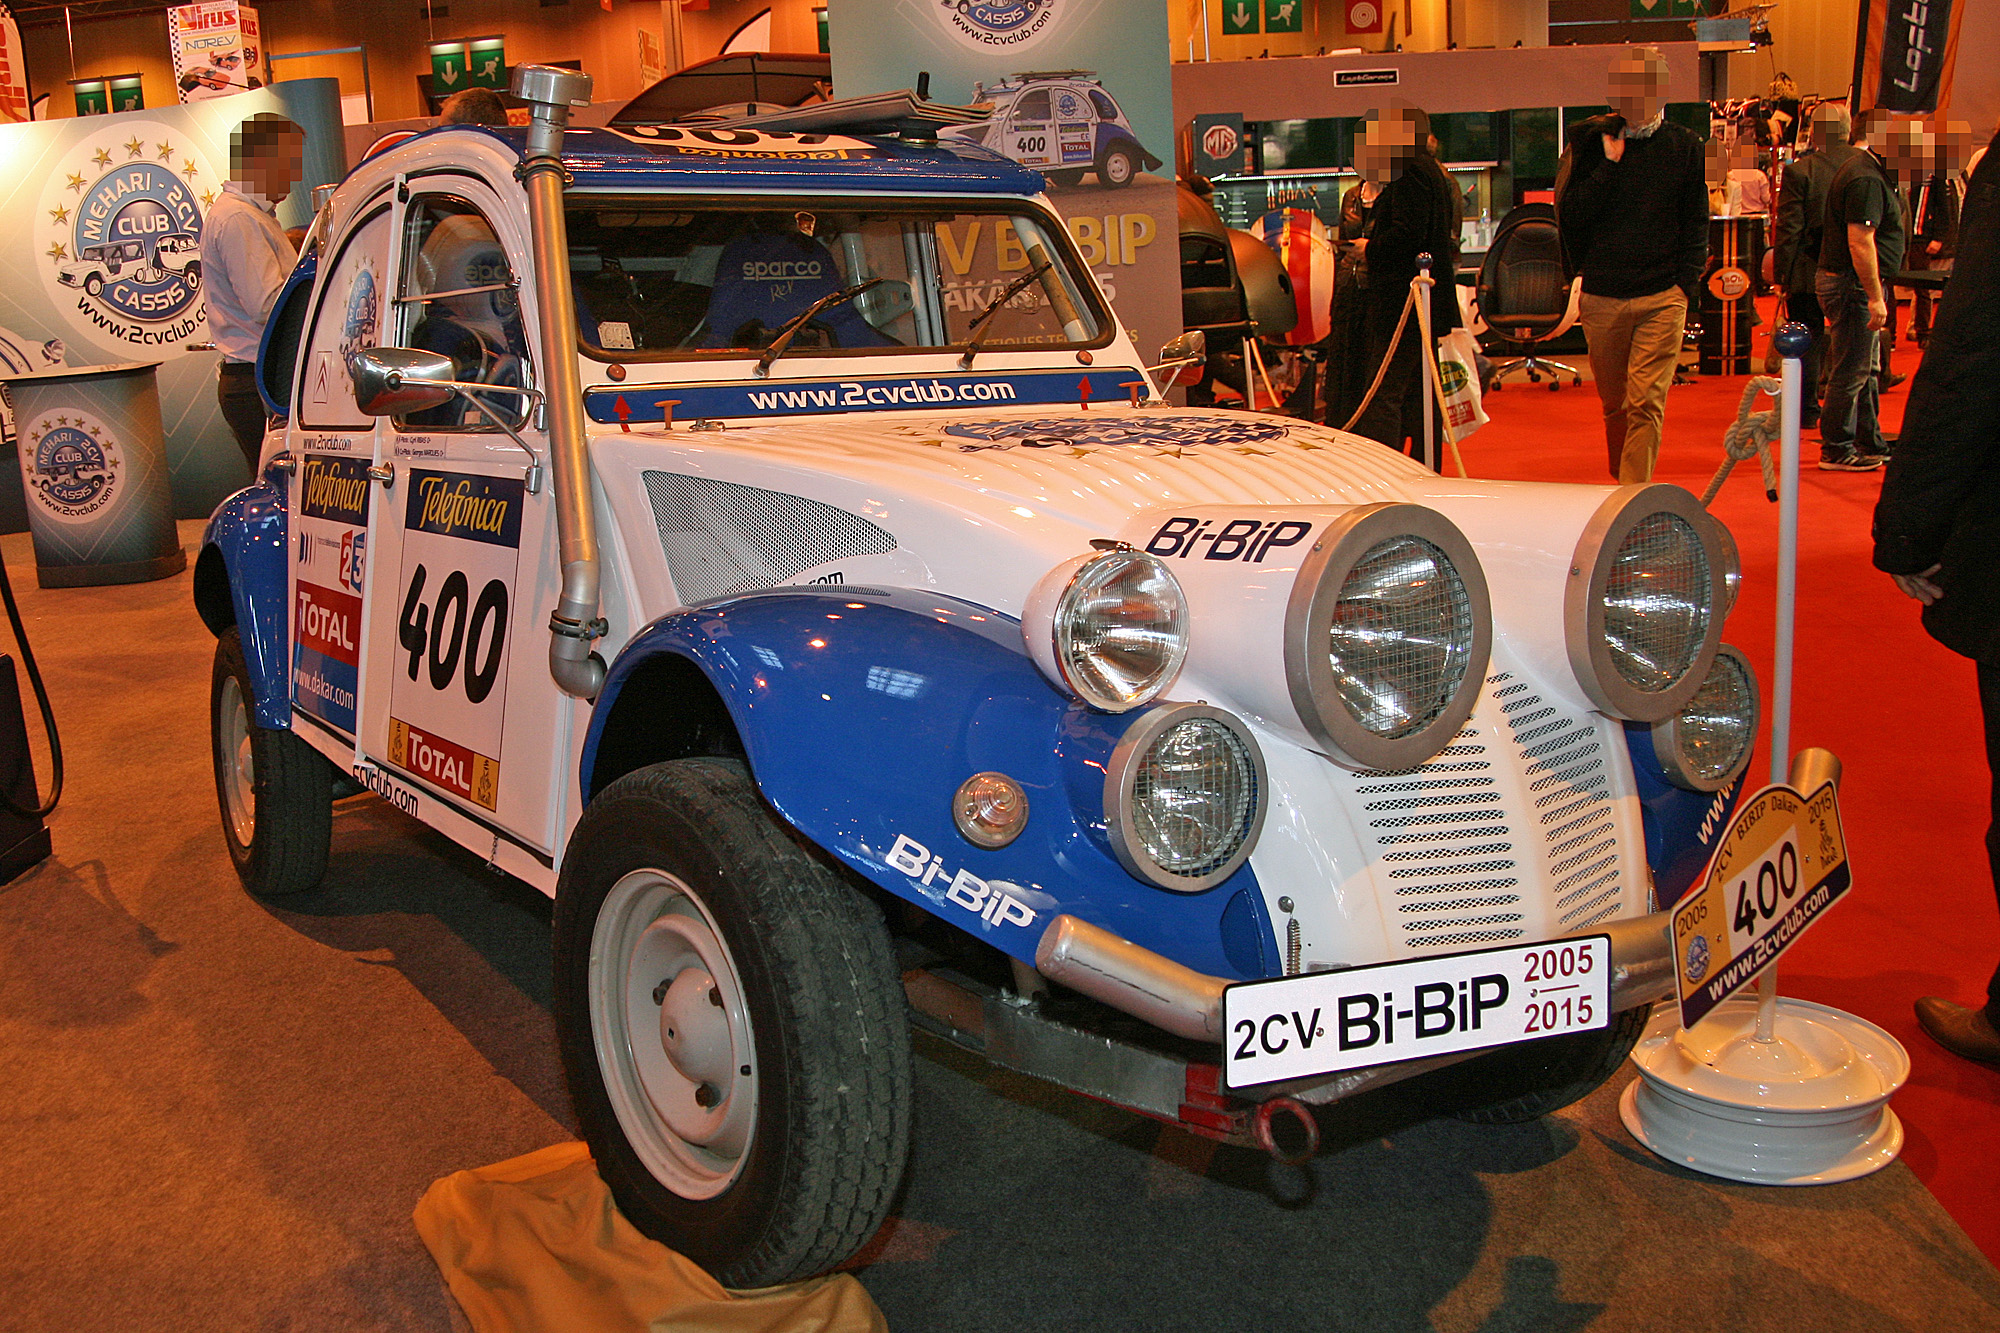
top-left (1565, 485), bottom-right (1729, 722)
top-left (1651, 645), bottom-right (1759, 791)
top-left (1023, 548), bottom-right (1188, 712)
top-left (1104, 704), bottom-right (1266, 892)
top-left (1283, 503), bottom-right (1492, 770)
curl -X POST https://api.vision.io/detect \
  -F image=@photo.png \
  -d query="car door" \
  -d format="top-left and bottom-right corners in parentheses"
top-left (352, 184), bottom-right (568, 861)
top-left (1006, 87), bottom-right (1054, 167)
top-left (288, 195), bottom-right (392, 753)
top-left (1053, 85), bottom-right (1097, 169)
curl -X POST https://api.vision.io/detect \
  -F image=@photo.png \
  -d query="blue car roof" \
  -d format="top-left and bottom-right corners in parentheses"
top-left (450, 124), bottom-right (1046, 196)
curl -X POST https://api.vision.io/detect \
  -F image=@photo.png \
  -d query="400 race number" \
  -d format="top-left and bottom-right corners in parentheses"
top-left (1222, 936), bottom-right (1611, 1089)
top-left (387, 470), bottom-right (524, 812)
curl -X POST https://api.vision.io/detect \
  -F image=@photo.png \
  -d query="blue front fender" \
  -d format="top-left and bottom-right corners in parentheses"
top-left (582, 586), bottom-right (1275, 981)
top-left (201, 482), bottom-right (291, 728)
top-left (1625, 720), bottom-right (1746, 904)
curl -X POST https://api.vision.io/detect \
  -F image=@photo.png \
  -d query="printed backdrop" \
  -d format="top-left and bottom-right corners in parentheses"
top-left (0, 78), bottom-right (344, 523)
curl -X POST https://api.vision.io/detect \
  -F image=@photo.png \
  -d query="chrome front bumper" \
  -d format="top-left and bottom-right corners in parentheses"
top-left (1034, 910), bottom-right (1675, 1045)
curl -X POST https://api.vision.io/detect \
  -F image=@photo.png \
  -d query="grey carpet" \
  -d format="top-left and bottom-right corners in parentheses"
top-left (0, 523), bottom-right (1995, 1332)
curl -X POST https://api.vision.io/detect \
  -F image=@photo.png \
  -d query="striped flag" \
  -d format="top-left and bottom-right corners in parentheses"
top-left (1254, 209), bottom-right (1335, 346)
top-left (1852, 0), bottom-right (1966, 115)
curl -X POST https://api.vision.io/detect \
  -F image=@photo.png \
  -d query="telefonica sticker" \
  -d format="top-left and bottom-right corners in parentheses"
top-left (39, 122), bottom-right (217, 349)
top-left (1335, 69), bottom-right (1399, 86)
top-left (937, 0), bottom-right (1060, 49)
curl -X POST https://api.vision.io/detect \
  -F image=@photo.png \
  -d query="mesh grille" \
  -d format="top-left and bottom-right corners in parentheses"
top-left (1131, 719), bottom-right (1259, 877)
top-left (1326, 536), bottom-right (1475, 738)
top-left (642, 471), bottom-right (897, 605)
top-left (1604, 512), bottom-right (1712, 692)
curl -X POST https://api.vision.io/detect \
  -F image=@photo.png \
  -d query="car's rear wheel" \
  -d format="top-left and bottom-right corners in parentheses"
top-left (1444, 1003), bottom-right (1650, 1124)
top-left (554, 757), bottom-right (911, 1286)
top-left (210, 627), bottom-right (334, 898)
top-left (1097, 141), bottom-right (1139, 188)
top-left (183, 261), bottom-right (201, 291)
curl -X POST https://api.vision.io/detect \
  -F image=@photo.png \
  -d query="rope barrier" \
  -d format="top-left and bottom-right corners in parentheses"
top-left (1701, 376), bottom-right (1783, 507)
top-left (1335, 273), bottom-right (1469, 478)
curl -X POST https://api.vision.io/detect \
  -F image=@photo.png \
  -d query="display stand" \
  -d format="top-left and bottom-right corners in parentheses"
top-left (1620, 324), bottom-right (1910, 1184)
top-left (0, 362), bottom-right (186, 588)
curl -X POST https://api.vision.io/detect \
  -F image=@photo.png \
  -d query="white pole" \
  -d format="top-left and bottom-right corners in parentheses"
top-left (1416, 254), bottom-right (1437, 472)
top-left (1756, 326), bottom-right (1806, 1043)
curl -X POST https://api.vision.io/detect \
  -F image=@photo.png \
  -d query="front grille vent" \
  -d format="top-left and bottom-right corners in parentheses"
top-left (1490, 672), bottom-right (1625, 929)
top-left (1356, 727), bottom-right (1525, 950)
top-left (642, 471), bottom-right (897, 605)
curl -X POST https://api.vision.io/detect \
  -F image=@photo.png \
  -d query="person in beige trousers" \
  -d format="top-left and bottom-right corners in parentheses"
top-left (1554, 48), bottom-right (1710, 482)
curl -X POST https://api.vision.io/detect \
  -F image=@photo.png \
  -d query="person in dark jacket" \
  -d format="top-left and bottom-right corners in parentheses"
top-left (1872, 129), bottom-right (2000, 1071)
top-left (1347, 104), bottom-right (1461, 466)
top-left (1554, 46), bottom-right (1708, 483)
top-left (1774, 103), bottom-right (1860, 429)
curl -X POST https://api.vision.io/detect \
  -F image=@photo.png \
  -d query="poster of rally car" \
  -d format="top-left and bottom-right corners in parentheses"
top-left (387, 470), bottom-right (523, 812)
top-left (944, 71), bottom-right (1161, 189)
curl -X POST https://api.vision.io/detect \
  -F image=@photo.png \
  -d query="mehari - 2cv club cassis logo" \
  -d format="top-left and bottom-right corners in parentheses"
top-left (41, 121), bottom-right (215, 349)
top-left (937, 0), bottom-right (1059, 48)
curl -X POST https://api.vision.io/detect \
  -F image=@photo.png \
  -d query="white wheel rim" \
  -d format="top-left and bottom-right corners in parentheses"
top-left (589, 868), bottom-right (759, 1199)
top-left (1107, 152), bottom-right (1132, 183)
top-left (218, 675), bottom-right (255, 847)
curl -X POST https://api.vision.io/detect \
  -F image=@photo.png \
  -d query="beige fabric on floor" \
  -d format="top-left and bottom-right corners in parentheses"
top-left (414, 1143), bottom-right (888, 1333)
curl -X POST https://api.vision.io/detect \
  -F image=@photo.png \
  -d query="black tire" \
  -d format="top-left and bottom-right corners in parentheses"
top-left (1447, 1004), bottom-right (1650, 1125)
top-left (1045, 168), bottom-right (1086, 187)
top-left (183, 261), bottom-right (202, 291)
top-left (1096, 141), bottom-right (1139, 188)
top-left (210, 626), bottom-right (334, 897)
top-left (554, 757), bottom-right (911, 1286)
top-left (84, 274), bottom-right (103, 297)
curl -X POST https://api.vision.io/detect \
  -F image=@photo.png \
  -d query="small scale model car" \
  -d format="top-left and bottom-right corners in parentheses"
top-left (948, 70), bottom-right (1162, 188)
top-left (151, 233), bottom-right (203, 287)
top-left (196, 67), bottom-right (1756, 1290)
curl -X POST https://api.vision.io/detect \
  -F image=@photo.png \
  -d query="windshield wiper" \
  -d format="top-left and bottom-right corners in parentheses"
top-left (958, 260), bottom-right (1052, 369)
top-left (754, 278), bottom-right (886, 377)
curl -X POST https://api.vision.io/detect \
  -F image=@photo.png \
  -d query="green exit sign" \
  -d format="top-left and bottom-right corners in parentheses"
top-left (430, 36), bottom-right (507, 96)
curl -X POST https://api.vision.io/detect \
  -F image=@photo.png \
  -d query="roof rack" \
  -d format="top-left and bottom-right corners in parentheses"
top-left (701, 89), bottom-right (990, 142)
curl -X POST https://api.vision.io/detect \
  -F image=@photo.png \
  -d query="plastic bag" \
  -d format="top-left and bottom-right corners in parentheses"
top-left (1436, 328), bottom-right (1489, 444)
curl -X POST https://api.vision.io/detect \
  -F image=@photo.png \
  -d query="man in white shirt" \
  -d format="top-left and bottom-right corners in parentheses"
top-left (201, 112), bottom-right (303, 472)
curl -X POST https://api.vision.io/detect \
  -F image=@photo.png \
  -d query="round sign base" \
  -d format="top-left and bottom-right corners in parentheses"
top-left (1619, 996), bottom-right (1907, 1185)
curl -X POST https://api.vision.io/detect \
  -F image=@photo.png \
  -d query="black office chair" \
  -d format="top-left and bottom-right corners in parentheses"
top-left (1475, 203), bottom-right (1582, 392)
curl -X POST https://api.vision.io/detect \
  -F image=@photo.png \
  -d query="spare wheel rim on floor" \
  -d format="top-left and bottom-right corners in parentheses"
top-left (590, 867), bottom-right (759, 1199)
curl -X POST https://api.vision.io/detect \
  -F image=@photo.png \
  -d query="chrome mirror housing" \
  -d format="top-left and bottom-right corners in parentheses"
top-left (1151, 329), bottom-right (1206, 372)
top-left (346, 347), bottom-right (457, 416)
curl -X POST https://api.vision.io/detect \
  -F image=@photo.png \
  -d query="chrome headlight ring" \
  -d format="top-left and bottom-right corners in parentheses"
top-left (1103, 703), bottom-right (1267, 893)
top-left (1565, 484), bottom-right (1730, 722)
top-left (1283, 503), bottom-right (1493, 771)
top-left (1650, 644), bottom-right (1760, 791)
top-left (1023, 547), bottom-right (1189, 713)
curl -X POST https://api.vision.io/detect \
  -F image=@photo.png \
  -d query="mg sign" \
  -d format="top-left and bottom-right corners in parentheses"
top-left (1201, 122), bottom-right (1239, 162)
top-left (1190, 112), bottom-right (1246, 178)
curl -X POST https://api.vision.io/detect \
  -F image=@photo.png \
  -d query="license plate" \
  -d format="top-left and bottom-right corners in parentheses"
top-left (1221, 935), bottom-right (1612, 1089)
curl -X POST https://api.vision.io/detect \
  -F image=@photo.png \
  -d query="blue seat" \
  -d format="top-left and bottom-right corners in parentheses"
top-left (699, 230), bottom-right (894, 350)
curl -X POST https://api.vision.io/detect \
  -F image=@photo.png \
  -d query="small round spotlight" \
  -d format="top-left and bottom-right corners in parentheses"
top-left (954, 772), bottom-right (1030, 849)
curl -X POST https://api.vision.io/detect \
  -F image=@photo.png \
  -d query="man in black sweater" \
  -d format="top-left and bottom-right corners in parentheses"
top-left (1774, 103), bottom-right (1861, 430)
top-left (1555, 47), bottom-right (1708, 483)
top-left (1872, 129), bottom-right (2000, 1070)
top-left (1816, 115), bottom-right (1917, 469)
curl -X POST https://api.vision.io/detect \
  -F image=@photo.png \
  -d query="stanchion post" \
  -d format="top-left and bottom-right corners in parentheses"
top-left (1756, 321), bottom-right (1811, 1043)
top-left (1416, 254), bottom-right (1436, 473)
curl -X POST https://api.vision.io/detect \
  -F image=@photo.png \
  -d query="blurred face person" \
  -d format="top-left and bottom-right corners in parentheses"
top-left (1608, 48), bottom-right (1671, 127)
top-left (1811, 102), bottom-right (1851, 151)
top-left (1356, 107), bottom-right (1418, 185)
top-left (1881, 117), bottom-right (1935, 183)
top-left (233, 118), bottom-right (305, 202)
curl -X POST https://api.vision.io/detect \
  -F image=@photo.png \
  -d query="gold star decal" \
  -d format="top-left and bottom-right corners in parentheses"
top-left (48, 204), bottom-right (68, 225)
top-left (45, 242), bottom-right (65, 261)
top-left (1232, 446), bottom-right (1273, 456)
top-left (124, 137), bottom-right (144, 158)
top-left (156, 141), bottom-right (173, 160)
top-left (1293, 438), bottom-right (1325, 450)
top-left (56, 416), bottom-right (68, 427)
top-left (1066, 447), bottom-right (1093, 458)
top-left (182, 159), bottom-right (199, 179)
top-left (1152, 446), bottom-right (1186, 458)
top-left (91, 147), bottom-right (113, 168)
top-left (200, 189), bottom-right (215, 207)
top-left (66, 172), bottom-right (86, 193)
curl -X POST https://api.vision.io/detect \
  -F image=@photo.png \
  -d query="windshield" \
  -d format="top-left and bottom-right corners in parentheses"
top-left (565, 198), bottom-right (1106, 360)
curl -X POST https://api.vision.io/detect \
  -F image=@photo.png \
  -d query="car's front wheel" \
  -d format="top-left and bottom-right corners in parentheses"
top-left (210, 626), bottom-right (334, 897)
top-left (1444, 1003), bottom-right (1650, 1123)
top-left (182, 261), bottom-right (201, 290)
top-left (1097, 141), bottom-right (1139, 188)
top-left (83, 274), bottom-right (103, 297)
top-left (554, 758), bottom-right (911, 1286)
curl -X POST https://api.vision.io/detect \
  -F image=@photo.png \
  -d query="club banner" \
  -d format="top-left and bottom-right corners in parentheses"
top-left (1854, 0), bottom-right (1964, 115)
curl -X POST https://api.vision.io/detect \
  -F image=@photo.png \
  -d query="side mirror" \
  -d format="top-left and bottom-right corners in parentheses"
top-left (347, 347), bottom-right (456, 416)
top-left (1158, 330), bottom-right (1205, 367)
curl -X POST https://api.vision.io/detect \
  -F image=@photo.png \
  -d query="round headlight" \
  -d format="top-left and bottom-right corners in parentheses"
top-left (1284, 503), bottom-right (1492, 770)
top-left (1650, 645), bottom-right (1759, 791)
top-left (1566, 485), bottom-right (1729, 721)
top-left (1025, 548), bottom-right (1188, 712)
top-left (1105, 704), bottom-right (1266, 892)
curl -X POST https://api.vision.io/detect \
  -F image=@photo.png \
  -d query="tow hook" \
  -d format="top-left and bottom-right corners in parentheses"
top-left (1251, 1097), bottom-right (1319, 1165)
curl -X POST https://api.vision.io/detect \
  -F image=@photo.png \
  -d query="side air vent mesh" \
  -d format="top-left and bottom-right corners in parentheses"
top-left (642, 471), bottom-right (897, 605)
top-left (1490, 672), bottom-right (1626, 930)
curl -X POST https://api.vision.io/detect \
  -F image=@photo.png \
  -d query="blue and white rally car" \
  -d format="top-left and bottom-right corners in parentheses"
top-left (948, 70), bottom-right (1163, 188)
top-left (195, 68), bottom-right (1755, 1286)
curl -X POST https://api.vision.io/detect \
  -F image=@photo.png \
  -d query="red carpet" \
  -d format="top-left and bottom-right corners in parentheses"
top-left (1460, 314), bottom-right (2000, 1263)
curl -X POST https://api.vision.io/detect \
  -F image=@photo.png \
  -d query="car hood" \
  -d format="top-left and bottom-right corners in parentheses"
top-left (593, 406), bottom-right (1495, 617)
